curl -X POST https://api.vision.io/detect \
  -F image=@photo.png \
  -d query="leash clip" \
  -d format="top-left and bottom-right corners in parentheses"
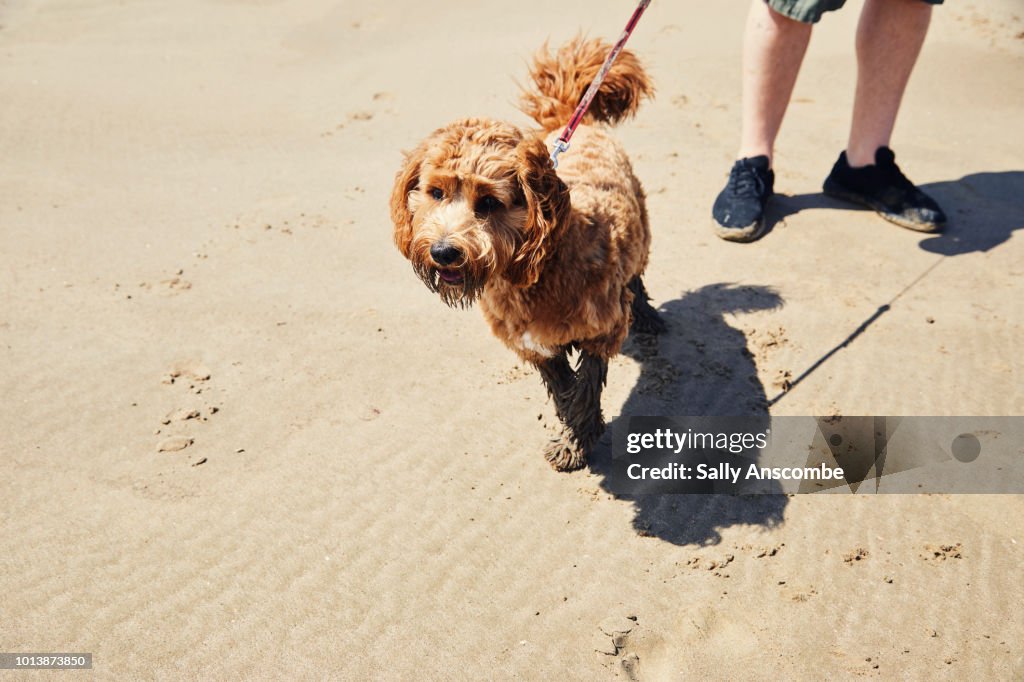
top-left (550, 138), bottom-right (570, 169)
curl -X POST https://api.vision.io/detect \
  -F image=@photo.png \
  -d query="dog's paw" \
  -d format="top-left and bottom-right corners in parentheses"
top-left (544, 432), bottom-right (587, 472)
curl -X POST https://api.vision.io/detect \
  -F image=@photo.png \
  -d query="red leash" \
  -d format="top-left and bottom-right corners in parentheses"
top-left (549, 0), bottom-right (652, 169)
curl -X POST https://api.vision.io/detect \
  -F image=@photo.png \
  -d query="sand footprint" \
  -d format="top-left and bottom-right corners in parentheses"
top-left (322, 91), bottom-right (397, 137)
top-left (154, 360), bottom-right (221, 459)
top-left (593, 616), bottom-right (645, 679)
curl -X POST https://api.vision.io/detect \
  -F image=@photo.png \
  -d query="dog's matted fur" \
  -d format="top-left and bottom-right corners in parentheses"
top-left (390, 37), bottom-right (665, 471)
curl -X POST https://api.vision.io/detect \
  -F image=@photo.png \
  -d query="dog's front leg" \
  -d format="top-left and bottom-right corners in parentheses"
top-left (537, 349), bottom-right (608, 472)
top-left (536, 350), bottom-right (575, 424)
top-left (565, 349), bottom-right (608, 452)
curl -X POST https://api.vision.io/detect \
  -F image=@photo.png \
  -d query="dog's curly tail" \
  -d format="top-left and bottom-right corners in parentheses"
top-left (519, 36), bottom-right (653, 133)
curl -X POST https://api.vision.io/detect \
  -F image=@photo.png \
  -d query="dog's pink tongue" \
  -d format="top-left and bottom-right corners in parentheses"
top-left (439, 270), bottom-right (462, 283)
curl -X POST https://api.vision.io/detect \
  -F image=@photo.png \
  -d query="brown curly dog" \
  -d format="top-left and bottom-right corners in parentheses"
top-left (389, 37), bottom-right (665, 471)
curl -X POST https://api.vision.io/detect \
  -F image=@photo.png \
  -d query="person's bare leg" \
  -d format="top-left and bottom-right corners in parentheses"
top-left (825, 0), bottom-right (944, 231)
top-left (845, 0), bottom-right (932, 167)
top-left (737, 1), bottom-right (813, 166)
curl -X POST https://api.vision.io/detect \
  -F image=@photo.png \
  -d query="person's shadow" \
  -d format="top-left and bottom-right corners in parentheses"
top-left (587, 283), bottom-right (789, 546)
top-left (916, 171), bottom-right (1024, 255)
top-left (763, 171), bottom-right (1024, 254)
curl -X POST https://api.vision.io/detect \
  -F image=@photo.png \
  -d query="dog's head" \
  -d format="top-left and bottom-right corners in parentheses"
top-left (389, 118), bottom-right (570, 307)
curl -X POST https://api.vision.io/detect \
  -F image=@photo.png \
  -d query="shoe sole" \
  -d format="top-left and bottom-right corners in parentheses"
top-left (712, 217), bottom-right (768, 243)
top-left (822, 180), bottom-right (944, 233)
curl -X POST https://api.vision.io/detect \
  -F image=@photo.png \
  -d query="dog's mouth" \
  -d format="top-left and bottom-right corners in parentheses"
top-left (436, 268), bottom-right (465, 286)
top-left (411, 261), bottom-right (480, 309)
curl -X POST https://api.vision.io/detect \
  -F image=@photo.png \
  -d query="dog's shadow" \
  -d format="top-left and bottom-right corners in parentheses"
top-left (588, 283), bottom-right (788, 546)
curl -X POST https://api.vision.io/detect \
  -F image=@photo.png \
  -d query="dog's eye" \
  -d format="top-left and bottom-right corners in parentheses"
top-left (475, 195), bottom-right (503, 214)
top-left (429, 187), bottom-right (444, 200)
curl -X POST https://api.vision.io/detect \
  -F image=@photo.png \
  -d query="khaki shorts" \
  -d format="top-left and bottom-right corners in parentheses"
top-left (766, 0), bottom-right (943, 24)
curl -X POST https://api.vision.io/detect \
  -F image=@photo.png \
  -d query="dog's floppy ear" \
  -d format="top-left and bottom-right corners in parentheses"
top-left (507, 137), bottom-right (570, 287)
top-left (389, 143), bottom-right (428, 258)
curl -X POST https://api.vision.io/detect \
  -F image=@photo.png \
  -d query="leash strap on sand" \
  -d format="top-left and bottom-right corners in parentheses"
top-left (549, 0), bottom-right (652, 169)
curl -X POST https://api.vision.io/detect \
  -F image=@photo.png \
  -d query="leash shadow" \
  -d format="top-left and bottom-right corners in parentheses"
top-left (588, 283), bottom-right (788, 546)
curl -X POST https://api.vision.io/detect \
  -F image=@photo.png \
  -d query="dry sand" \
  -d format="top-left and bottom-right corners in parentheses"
top-left (2, 0), bottom-right (1023, 679)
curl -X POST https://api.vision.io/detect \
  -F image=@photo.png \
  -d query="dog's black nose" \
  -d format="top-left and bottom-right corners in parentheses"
top-left (430, 242), bottom-right (462, 266)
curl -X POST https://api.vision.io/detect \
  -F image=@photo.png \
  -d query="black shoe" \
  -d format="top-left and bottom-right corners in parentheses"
top-left (823, 147), bottom-right (946, 232)
top-left (712, 156), bottom-right (774, 243)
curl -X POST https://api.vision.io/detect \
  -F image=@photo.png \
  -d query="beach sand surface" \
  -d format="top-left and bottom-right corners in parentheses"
top-left (2, 0), bottom-right (1023, 678)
